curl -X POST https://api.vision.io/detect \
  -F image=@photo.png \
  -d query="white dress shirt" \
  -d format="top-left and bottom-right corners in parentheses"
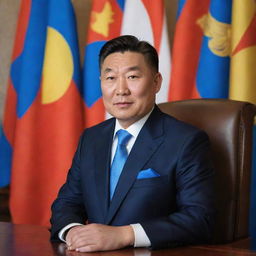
top-left (58, 109), bottom-right (154, 247)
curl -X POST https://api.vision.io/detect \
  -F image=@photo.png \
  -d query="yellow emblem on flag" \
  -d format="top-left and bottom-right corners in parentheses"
top-left (42, 27), bottom-right (73, 104)
top-left (91, 2), bottom-right (114, 37)
top-left (197, 13), bottom-right (231, 57)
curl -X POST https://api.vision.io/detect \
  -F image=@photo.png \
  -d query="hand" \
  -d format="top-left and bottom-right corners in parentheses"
top-left (66, 223), bottom-right (135, 252)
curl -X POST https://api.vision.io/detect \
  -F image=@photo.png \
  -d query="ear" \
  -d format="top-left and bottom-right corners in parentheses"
top-left (153, 72), bottom-right (162, 93)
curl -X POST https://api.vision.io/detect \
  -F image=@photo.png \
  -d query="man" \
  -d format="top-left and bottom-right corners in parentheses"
top-left (50, 35), bottom-right (215, 252)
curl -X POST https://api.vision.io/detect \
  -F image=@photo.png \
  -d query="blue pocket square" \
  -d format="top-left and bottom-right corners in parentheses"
top-left (137, 168), bottom-right (160, 179)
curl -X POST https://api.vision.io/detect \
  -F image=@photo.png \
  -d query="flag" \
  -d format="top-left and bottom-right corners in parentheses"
top-left (170, 0), bottom-right (232, 100)
top-left (120, 0), bottom-right (171, 104)
top-left (229, 0), bottom-right (256, 238)
top-left (171, 0), bottom-right (256, 238)
top-left (83, 0), bottom-right (171, 127)
top-left (0, 124), bottom-right (11, 187)
top-left (83, 0), bottom-right (124, 127)
top-left (0, 0), bottom-right (84, 226)
top-left (169, 0), bottom-right (210, 100)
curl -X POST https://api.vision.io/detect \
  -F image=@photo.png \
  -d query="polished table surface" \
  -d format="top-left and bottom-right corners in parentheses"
top-left (1, 221), bottom-right (256, 256)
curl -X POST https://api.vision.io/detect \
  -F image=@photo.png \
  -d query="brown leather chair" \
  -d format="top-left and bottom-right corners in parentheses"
top-left (158, 99), bottom-right (256, 244)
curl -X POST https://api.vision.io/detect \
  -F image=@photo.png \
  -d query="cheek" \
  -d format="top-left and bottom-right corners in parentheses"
top-left (101, 86), bottom-right (113, 98)
top-left (133, 87), bottom-right (155, 100)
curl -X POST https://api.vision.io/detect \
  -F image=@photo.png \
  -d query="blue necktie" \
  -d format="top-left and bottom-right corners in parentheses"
top-left (110, 129), bottom-right (132, 199)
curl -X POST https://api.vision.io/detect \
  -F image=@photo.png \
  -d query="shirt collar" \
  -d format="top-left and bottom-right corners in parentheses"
top-left (113, 107), bottom-right (154, 139)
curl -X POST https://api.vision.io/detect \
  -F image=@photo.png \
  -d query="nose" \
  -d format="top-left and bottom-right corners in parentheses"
top-left (116, 77), bottom-right (130, 95)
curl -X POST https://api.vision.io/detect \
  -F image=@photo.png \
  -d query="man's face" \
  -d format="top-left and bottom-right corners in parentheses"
top-left (100, 51), bottom-right (162, 128)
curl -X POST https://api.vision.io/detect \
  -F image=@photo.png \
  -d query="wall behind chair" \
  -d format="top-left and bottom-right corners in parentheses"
top-left (0, 0), bottom-right (178, 123)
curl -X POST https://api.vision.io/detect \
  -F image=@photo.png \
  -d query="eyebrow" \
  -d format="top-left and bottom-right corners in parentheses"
top-left (127, 66), bottom-right (141, 72)
top-left (102, 66), bottom-right (141, 74)
top-left (103, 68), bottom-right (113, 74)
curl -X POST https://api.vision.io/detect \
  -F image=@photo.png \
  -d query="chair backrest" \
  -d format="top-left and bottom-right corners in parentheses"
top-left (158, 99), bottom-right (256, 244)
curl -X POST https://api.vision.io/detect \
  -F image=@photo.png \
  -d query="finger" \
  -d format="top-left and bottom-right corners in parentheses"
top-left (68, 231), bottom-right (86, 244)
top-left (69, 235), bottom-right (94, 250)
top-left (76, 244), bottom-right (99, 253)
top-left (66, 237), bottom-right (72, 247)
top-left (72, 238), bottom-right (91, 249)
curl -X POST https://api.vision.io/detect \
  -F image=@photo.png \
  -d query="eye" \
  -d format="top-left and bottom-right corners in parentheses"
top-left (128, 75), bottom-right (138, 80)
top-left (106, 76), bottom-right (115, 81)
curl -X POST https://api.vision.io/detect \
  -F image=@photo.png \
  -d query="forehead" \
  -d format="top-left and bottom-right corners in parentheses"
top-left (101, 51), bottom-right (149, 71)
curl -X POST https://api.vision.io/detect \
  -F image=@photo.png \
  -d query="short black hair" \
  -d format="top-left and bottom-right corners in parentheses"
top-left (99, 35), bottom-right (159, 72)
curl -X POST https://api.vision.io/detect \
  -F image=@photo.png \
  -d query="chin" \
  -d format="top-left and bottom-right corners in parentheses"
top-left (115, 114), bottom-right (133, 121)
top-left (111, 109), bottom-right (133, 118)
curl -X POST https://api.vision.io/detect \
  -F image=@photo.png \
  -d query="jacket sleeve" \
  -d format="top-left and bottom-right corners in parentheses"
top-left (140, 131), bottom-right (216, 249)
top-left (50, 132), bottom-right (87, 241)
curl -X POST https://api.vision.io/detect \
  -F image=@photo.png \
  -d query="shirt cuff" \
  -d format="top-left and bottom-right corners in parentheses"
top-left (130, 223), bottom-right (151, 247)
top-left (58, 223), bottom-right (83, 242)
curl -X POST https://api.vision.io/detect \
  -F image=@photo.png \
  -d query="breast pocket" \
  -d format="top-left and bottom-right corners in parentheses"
top-left (132, 175), bottom-right (168, 188)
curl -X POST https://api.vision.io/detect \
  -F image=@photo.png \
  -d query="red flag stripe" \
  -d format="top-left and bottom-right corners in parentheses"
top-left (169, 0), bottom-right (210, 101)
top-left (141, 0), bottom-right (164, 52)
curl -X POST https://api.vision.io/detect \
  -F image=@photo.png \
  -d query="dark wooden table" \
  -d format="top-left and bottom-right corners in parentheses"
top-left (1, 221), bottom-right (256, 256)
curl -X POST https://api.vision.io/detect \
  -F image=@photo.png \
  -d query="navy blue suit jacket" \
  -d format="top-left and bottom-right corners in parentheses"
top-left (50, 106), bottom-right (215, 249)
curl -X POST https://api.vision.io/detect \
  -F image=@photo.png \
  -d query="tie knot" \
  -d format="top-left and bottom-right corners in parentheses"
top-left (116, 129), bottom-right (132, 146)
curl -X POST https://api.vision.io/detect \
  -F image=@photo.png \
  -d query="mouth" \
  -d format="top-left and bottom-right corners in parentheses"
top-left (114, 102), bottom-right (133, 108)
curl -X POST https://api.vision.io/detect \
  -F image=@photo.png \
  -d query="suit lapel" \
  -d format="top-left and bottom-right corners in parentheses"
top-left (105, 107), bottom-right (165, 224)
top-left (94, 120), bottom-right (115, 222)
